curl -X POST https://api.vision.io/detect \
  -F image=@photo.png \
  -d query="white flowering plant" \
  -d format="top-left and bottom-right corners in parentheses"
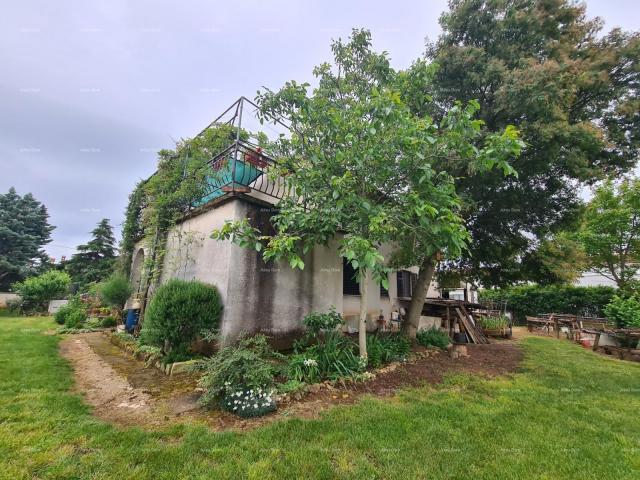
top-left (221, 385), bottom-right (277, 418)
top-left (287, 353), bottom-right (320, 383)
top-left (198, 334), bottom-right (283, 410)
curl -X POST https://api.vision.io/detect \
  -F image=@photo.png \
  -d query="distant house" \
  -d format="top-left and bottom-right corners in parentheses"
top-left (129, 98), bottom-right (452, 341)
top-left (574, 272), bottom-right (618, 288)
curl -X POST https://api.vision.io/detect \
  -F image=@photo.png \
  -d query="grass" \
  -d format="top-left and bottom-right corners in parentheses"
top-left (1, 316), bottom-right (639, 479)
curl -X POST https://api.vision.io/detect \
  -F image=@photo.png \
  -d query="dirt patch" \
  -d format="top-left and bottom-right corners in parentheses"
top-left (59, 333), bottom-right (200, 427)
top-left (59, 336), bottom-right (154, 425)
top-left (59, 332), bottom-right (523, 431)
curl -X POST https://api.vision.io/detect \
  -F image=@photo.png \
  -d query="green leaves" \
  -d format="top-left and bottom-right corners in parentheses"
top-left (577, 178), bottom-right (640, 288)
top-left (211, 29), bottom-right (522, 298)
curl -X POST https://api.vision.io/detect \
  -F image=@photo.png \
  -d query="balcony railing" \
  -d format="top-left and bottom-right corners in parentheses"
top-left (191, 138), bottom-right (287, 207)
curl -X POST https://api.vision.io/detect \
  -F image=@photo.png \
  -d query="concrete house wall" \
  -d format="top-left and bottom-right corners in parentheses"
top-left (131, 194), bottom-right (443, 341)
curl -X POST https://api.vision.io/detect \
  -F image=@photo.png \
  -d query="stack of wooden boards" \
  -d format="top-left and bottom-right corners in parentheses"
top-left (455, 305), bottom-right (490, 344)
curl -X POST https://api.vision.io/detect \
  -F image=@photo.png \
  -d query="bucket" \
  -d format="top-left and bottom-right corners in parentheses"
top-left (453, 332), bottom-right (468, 344)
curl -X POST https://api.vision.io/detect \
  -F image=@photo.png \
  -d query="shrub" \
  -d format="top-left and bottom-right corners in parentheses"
top-left (139, 279), bottom-right (222, 355)
top-left (12, 270), bottom-right (71, 312)
top-left (479, 285), bottom-right (616, 323)
top-left (277, 379), bottom-right (307, 394)
top-left (416, 327), bottom-right (450, 349)
top-left (302, 308), bottom-right (343, 335)
top-left (64, 308), bottom-right (88, 329)
top-left (54, 296), bottom-right (87, 327)
top-left (100, 316), bottom-right (117, 328)
top-left (99, 274), bottom-right (132, 308)
top-left (603, 295), bottom-right (640, 328)
top-left (198, 334), bottom-right (282, 412)
top-left (366, 333), bottom-right (411, 368)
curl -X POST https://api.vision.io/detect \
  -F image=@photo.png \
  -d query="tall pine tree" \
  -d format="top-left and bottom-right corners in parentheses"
top-left (66, 219), bottom-right (117, 289)
top-left (0, 187), bottom-right (54, 290)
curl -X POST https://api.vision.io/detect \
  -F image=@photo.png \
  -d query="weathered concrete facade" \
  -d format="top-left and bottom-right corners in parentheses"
top-left (131, 193), bottom-right (444, 341)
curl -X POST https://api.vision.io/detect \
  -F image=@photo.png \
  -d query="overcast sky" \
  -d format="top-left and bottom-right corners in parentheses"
top-left (1, 0), bottom-right (638, 261)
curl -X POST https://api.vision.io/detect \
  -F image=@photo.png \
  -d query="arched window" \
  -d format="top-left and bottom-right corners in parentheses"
top-left (130, 248), bottom-right (145, 293)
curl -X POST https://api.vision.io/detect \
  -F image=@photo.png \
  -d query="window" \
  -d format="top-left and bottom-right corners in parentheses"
top-left (380, 275), bottom-right (389, 297)
top-left (397, 270), bottom-right (417, 298)
top-left (342, 257), bottom-right (360, 295)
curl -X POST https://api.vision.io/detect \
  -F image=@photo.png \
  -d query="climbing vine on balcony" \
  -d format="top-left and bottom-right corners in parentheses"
top-left (119, 124), bottom-right (245, 289)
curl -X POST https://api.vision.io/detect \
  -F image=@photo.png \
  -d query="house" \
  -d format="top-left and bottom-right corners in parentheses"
top-left (128, 98), bottom-right (453, 342)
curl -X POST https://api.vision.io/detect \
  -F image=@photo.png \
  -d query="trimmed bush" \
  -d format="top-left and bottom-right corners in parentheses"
top-left (99, 274), bottom-right (132, 308)
top-left (416, 327), bottom-right (450, 349)
top-left (139, 279), bottom-right (222, 355)
top-left (479, 285), bottom-right (616, 323)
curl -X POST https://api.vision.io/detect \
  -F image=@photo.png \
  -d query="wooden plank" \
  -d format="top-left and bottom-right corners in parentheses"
top-left (592, 332), bottom-right (601, 351)
top-left (455, 307), bottom-right (489, 344)
top-left (462, 305), bottom-right (489, 343)
top-left (455, 308), bottom-right (475, 343)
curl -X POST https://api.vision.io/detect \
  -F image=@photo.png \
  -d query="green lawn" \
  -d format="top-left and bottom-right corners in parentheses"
top-left (1, 316), bottom-right (639, 479)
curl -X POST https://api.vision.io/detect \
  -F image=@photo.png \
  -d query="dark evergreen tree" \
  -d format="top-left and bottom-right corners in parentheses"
top-left (0, 187), bottom-right (54, 289)
top-left (65, 219), bottom-right (117, 289)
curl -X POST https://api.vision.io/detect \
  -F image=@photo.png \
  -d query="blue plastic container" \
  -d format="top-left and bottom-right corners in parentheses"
top-left (125, 309), bottom-right (140, 333)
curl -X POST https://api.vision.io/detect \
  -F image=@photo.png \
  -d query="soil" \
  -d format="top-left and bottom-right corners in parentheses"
top-left (58, 332), bottom-right (523, 431)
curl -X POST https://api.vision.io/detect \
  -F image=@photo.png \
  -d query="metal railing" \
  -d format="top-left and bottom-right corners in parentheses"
top-left (191, 139), bottom-right (287, 207)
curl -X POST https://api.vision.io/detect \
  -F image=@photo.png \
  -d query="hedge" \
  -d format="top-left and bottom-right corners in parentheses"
top-left (479, 285), bottom-right (617, 323)
top-left (139, 279), bottom-right (222, 356)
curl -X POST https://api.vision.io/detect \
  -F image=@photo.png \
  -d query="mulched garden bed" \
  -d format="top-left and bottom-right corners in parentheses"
top-left (61, 330), bottom-right (523, 431)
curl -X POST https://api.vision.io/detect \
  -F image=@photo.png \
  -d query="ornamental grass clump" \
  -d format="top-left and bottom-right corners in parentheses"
top-left (416, 327), bottom-right (450, 349)
top-left (198, 334), bottom-right (283, 417)
top-left (295, 309), bottom-right (364, 380)
top-left (287, 354), bottom-right (320, 383)
top-left (366, 333), bottom-right (411, 368)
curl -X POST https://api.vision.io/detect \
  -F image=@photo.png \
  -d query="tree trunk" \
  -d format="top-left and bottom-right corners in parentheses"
top-left (358, 271), bottom-right (369, 359)
top-left (402, 255), bottom-right (437, 338)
